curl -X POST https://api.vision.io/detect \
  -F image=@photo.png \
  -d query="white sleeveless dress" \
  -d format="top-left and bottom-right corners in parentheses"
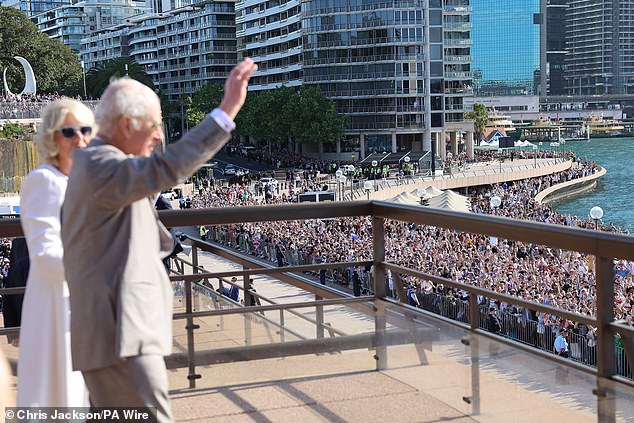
top-left (17, 164), bottom-right (88, 407)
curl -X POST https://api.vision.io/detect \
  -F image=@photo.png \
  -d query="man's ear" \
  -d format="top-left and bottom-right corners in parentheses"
top-left (119, 115), bottom-right (133, 139)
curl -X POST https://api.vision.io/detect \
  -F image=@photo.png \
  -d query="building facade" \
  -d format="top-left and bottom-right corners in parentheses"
top-left (13, 0), bottom-right (69, 15)
top-left (471, 0), bottom-right (541, 97)
top-left (81, 0), bottom-right (474, 157)
top-left (235, 0), bottom-right (302, 91)
top-left (235, 0), bottom-right (473, 157)
top-left (31, 3), bottom-right (86, 54)
top-left (82, 2), bottom-right (236, 100)
top-left (565, 0), bottom-right (634, 95)
top-left (545, 0), bottom-right (567, 95)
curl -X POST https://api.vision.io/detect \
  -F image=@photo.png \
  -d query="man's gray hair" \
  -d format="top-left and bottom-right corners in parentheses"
top-left (35, 98), bottom-right (95, 168)
top-left (95, 78), bottom-right (159, 134)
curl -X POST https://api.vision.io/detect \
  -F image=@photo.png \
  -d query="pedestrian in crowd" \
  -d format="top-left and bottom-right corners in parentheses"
top-left (61, 59), bottom-right (256, 422)
top-left (2, 238), bottom-right (29, 347)
top-left (276, 243), bottom-right (285, 267)
top-left (18, 98), bottom-right (95, 407)
top-left (554, 329), bottom-right (569, 358)
top-left (487, 307), bottom-right (501, 334)
top-left (222, 277), bottom-right (240, 302)
top-left (352, 268), bottom-right (362, 297)
top-left (199, 225), bottom-right (209, 241)
top-left (154, 194), bottom-right (184, 273)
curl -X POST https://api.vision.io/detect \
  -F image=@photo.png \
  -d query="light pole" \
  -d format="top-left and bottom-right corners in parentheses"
top-left (404, 155), bottom-right (411, 179)
top-left (338, 175), bottom-right (347, 200)
top-left (81, 60), bottom-right (87, 100)
top-left (490, 195), bottom-right (501, 215)
top-left (372, 160), bottom-right (378, 182)
top-left (363, 180), bottom-right (373, 200)
top-left (590, 206), bottom-right (603, 230)
top-left (347, 164), bottom-right (355, 198)
top-left (533, 144), bottom-right (538, 168)
top-left (336, 169), bottom-right (343, 200)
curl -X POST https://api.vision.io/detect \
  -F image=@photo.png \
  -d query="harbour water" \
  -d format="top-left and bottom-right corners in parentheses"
top-left (550, 137), bottom-right (634, 232)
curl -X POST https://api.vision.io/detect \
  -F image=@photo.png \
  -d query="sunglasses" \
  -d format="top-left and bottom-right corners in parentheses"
top-left (57, 126), bottom-right (93, 138)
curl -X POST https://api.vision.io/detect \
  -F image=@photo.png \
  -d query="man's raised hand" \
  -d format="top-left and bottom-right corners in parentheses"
top-left (220, 58), bottom-right (258, 120)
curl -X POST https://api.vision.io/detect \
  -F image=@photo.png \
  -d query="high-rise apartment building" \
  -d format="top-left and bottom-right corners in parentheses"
top-left (235, 0), bottom-right (302, 91)
top-left (31, 2), bottom-right (85, 53)
top-left (80, 0), bottom-right (474, 157)
top-left (13, 0), bottom-right (69, 15)
top-left (566, 0), bottom-right (634, 95)
top-left (235, 0), bottom-right (473, 156)
top-left (81, 1), bottom-right (236, 100)
top-left (545, 0), bottom-right (567, 96)
top-left (443, 0), bottom-right (473, 122)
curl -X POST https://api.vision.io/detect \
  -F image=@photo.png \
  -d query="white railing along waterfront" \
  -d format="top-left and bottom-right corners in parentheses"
top-left (0, 101), bottom-right (100, 120)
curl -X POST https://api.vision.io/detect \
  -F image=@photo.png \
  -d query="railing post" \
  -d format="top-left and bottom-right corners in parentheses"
top-left (279, 309), bottom-right (285, 343)
top-left (243, 267), bottom-right (252, 346)
top-left (372, 216), bottom-right (387, 370)
top-left (244, 267), bottom-right (253, 306)
top-left (316, 294), bottom-right (324, 353)
top-left (595, 256), bottom-right (616, 422)
top-left (372, 216), bottom-right (386, 299)
top-left (469, 294), bottom-right (479, 331)
top-left (184, 243), bottom-right (200, 388)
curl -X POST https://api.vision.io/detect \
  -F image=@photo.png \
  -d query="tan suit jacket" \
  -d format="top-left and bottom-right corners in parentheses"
top-left (62, 116), bottom-right (229, 371)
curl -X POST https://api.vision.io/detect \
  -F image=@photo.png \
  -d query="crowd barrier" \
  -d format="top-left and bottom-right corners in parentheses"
top-left (205, 224), bottom-right (632, 380)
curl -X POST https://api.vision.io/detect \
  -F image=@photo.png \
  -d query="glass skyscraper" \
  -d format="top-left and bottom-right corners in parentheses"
top-left (471, 0), bottom-right (540, 96)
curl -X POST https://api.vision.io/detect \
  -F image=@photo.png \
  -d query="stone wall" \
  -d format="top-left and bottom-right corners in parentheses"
top-left (0, 139), bottom-right (39, 194)
top-left (366, 159), bottom-right (573, 201)
top-left (534, 166), bottom-right (606, 205)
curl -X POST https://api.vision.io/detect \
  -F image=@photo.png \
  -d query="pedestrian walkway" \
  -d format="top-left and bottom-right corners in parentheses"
top-left (168, 249), bottom-right (634, 422)
top-left (357, 158), bottom-right (572, 201)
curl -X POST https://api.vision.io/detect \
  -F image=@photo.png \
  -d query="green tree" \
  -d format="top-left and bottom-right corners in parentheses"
top-left (287, 87), bottom-right (346, 145)
top-left (0, 6), bottom-right (81, 95)
top-left (185, 84), bottom-right (346, 148)
top-left (186, 83), bottom-right (223, 127)
top-left (464, 103), bottom-right (489, 143)
top-left (85, 57), bottom-right (154, 98)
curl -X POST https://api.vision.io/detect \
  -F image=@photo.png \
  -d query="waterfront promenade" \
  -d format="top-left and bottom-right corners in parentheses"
top-left (358, 158), bottom-right (572, 201)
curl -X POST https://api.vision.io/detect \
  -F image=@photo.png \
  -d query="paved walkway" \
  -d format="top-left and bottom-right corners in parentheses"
top-left (167, 250), bottom-right (634, 422)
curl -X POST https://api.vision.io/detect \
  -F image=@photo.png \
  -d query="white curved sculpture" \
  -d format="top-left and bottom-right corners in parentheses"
top-left (3, 56), bottom-right (37, 97)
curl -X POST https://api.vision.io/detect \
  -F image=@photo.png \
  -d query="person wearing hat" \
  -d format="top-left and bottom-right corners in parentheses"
top-left (554, 328), bottom-right (569, 358)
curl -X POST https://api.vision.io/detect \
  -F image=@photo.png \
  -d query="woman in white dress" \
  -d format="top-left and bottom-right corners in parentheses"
top-left (18, 98), bottom-right (95, 407)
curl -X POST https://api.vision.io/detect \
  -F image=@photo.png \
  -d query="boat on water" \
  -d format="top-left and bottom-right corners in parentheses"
top-left (582, 114), bottom-right (625, 138)
top-left (519, 115), bottom-right (563, 142)
top-left (530, 116), bottom-right (557, 128)
top-left (486, 108), bottom-right (516, 132)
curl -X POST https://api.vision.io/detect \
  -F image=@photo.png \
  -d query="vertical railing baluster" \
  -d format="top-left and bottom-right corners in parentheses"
top-left (595, 256), bottom-right (616, 423)
top-left (372, 215), bottom-right (387, 370)
top-left (185, 244), bottom-right (200, 388)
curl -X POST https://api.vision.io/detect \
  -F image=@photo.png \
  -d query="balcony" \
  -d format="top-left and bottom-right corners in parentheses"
top-left (444, 71), bottom-right (471, 79)
top-left (444, 22), bottom-right (472, 30)
top-left (444, 39), bottom-right (472, 46)
top-left (2, 202), bottom-right (634, 422)
top-left (444, 55), bottom-right (472, 64)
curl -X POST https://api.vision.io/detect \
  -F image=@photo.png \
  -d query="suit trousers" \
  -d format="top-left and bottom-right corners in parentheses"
top-left (82, 355), bottom-right (173, 423)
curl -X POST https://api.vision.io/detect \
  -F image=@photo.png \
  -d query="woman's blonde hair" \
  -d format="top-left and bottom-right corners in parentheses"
top-left (35, 98), bottom-right (96, 168)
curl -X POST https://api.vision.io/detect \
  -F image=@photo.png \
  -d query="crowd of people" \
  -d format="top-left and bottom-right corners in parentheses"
top-left (0, 93), bottom-right (88, 120)
top-left (189, 157), bottom-right (632, 375)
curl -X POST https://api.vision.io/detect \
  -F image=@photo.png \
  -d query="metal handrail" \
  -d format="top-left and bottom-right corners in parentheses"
top-left (2, 200), bottom-right (632, 406)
